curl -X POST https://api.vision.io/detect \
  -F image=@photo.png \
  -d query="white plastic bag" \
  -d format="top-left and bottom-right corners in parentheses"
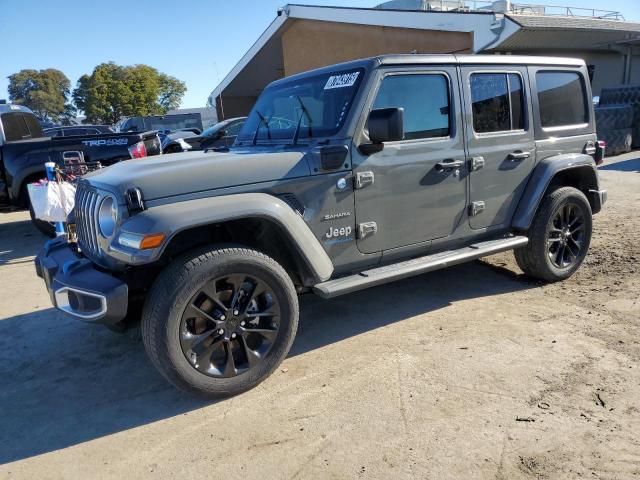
top-left (28, 181), bottom-right (76, 222)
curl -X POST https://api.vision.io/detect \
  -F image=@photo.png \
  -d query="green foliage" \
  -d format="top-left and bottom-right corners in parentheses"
top-left (73, 63), bottom-right (186, 124)
top-left (7, 69), bottom-right (74, 122)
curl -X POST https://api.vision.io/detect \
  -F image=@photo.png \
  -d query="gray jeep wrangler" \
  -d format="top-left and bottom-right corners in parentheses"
top-left (36, 55), bottom-right (606, 397)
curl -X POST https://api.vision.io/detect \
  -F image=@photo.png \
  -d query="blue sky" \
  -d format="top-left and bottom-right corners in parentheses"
top-left (1, 0), bottom-right (638, 110)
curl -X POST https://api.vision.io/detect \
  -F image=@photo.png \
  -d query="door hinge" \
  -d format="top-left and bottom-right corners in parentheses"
top-left (355, 171), bottom-right (375, 189)
top-left (468, 156), bottom-right (485, 172)
top-left (469, 201), bottom-right (485, 216)
top-left (358, 221), bottom-right (377, 239)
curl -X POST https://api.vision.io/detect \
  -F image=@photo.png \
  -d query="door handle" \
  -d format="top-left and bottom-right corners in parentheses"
top-left (435, 159), bottom-right (465, 172)
top-left (508, 150), bottom-right (531, 161)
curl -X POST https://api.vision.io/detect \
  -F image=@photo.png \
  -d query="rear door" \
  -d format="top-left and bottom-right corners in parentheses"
top-left (460, 66), bottom-right (535, 230)
top-left (352, 66), bottom-right (468, 254)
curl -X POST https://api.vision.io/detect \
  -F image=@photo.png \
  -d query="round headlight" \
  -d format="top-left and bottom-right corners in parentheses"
top-left (98, 196), bottom-right (117, 237)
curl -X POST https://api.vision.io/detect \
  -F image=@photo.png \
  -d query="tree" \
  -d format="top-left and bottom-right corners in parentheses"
top-left (73, 63), bottom-right (186, 124)
top-left (7, 68), bottom-right (74, 123)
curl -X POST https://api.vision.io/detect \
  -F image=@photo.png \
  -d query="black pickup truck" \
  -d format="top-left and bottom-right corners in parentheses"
top-left (0, 104), bottom-right (161, 233)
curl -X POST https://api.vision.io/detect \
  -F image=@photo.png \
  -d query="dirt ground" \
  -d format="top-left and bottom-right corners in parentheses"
top-left (0, 153), bottom-right (638, 480)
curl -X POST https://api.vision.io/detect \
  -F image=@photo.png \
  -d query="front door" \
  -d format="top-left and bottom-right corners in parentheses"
top-left (352, 67), bottom-right (468, 254)
top-left (460, 66), bottom-right (536, 230)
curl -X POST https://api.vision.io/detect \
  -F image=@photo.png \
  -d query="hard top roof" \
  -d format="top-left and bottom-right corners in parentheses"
top-left (272, 54), bottom-right (585, 86)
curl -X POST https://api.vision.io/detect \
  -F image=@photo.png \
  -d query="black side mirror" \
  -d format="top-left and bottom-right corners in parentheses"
top-left (368, 107), bottom-right (404, 143)
top-left (216, 129), bottom-right (227, 139)
top-left (360, 107), bottom-right (404, 155)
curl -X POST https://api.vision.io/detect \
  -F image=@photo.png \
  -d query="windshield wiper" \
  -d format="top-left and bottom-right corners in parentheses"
top-left (291, 95), bottom-right (313, 146)
top-left (251, 110), bottom-right (271, 145)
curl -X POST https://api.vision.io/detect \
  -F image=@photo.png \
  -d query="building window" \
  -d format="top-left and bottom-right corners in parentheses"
top-left (536, 71), bottom-right (588, 128)
top-left (372, 74), bottom-right (450, 140)
top-left (470, 73), bottom-right (525, 133)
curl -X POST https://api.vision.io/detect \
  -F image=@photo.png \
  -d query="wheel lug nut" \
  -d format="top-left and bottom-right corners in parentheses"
top-left (240, 321), bottom-right (245, 327)
top-left (231, 332), bottom-right (237, 339)
top-left (218, 329), bottom-right (224, 335)
top-left (233, 309), bottom-right (239, 316)
top-left (219, 315), bottom-right (226, 321)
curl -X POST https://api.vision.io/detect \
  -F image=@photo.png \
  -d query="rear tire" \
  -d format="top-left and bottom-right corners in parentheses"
top-left (141, 245), bottom-right (298, 398)
top-left (515, 187), bottom-right (592, 282)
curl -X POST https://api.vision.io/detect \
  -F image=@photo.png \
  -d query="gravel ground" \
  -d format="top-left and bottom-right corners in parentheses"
top-left (0, 153), bottom-right (638, 479)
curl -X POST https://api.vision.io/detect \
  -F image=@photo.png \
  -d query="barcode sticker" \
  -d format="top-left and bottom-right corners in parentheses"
top-left (324, 72), bottom-right (360, 90)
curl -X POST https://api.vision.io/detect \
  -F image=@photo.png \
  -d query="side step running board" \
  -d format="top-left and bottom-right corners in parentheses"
top-left (313, 236), bottom-right (528, 298)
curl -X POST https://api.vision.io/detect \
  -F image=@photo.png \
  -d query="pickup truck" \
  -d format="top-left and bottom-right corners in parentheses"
top-left (0, 104), bottom-right (161, 234)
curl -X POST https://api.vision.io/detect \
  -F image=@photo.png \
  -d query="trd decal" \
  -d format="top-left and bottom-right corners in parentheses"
top-left (81, 138), bottom-right (129, 147)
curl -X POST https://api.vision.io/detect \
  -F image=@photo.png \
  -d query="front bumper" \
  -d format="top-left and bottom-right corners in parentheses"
top-left (35, 237), bottom-right (128, 324)
top-left (590, 188), bottom-right (608, 214)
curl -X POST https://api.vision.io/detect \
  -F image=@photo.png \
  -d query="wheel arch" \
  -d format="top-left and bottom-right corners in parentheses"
top-left (15, 169), bottom-right (47, 206)
top-left (118, 193), bottom-right (334, 286)
top-left (512, 154), bottom-right (601, 231)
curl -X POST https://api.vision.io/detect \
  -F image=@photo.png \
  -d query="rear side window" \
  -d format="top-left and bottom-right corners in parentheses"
top-left (536, 71), bottom-right (588, 128)
top-left (1, 112), bottom-right (44, 141)
top-left (470, 73), bottom-right (525, 133)
top-left (372, 74), bottom-right (450, 140)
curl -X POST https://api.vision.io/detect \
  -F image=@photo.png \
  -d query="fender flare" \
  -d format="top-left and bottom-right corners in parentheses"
top-left (512, 153), bottom-right (599, 231)
top-left (112, 193), bottom-right (334, 284)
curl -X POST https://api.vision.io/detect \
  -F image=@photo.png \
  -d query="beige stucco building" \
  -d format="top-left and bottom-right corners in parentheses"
top-left (208, 1), bottom-right (640, 119)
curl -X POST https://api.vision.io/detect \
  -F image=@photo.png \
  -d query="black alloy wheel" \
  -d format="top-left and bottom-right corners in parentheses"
top-left (546, 202), bottom-right (586, 269)
top-left (180, 273), bottom-right (280, 378)
top-left (141, 246), bottom-right (298, 397)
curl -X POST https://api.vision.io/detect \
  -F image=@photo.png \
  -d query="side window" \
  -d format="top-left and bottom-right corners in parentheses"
top-left (372, 74), bottom-right (450, 140)
top-left (536, 71), bottom-right (588, 128)
top-left (226, 121), bottom-right (243, 136)
top-left (1, 112), bottom-right (36, 141)
top-left (470, 73), bottom-right (525, 133)
top-left (23, 113), bottom-right (44, 138)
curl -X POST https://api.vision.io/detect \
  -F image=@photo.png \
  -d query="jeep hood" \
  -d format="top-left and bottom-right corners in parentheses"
top-left (86, 148), bottom-right (310, 201)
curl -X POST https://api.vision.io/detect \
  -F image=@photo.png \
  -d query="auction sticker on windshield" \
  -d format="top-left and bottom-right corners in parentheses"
top-left (324, 72), bottom-right (360, 90)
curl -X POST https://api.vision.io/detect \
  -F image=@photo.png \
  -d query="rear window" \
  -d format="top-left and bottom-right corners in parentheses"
top-left (536, 71), bottom-right (588, 128)
top-left (2, 112), bottom-right (44, 141)
top-left (66, 128), bottom-right (99, 136)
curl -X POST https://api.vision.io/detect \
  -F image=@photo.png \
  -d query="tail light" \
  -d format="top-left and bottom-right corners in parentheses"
top-left (595, 140), bottom-right (606, 165)
top-left (128, 141), bottom-right (147, 159)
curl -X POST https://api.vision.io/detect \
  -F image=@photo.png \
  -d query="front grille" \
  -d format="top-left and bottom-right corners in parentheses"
top-left (75, 182), bottom-right (101, 257)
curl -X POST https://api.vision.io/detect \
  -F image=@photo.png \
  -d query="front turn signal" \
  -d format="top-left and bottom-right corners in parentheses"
top-left (139, 233), bottom-right (166, 250)
top-left (118, 232), bottom-right (166, 250)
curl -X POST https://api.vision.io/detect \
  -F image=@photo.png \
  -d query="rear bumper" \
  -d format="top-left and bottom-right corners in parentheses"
top-left (35, 237), bottom-right (128, 324)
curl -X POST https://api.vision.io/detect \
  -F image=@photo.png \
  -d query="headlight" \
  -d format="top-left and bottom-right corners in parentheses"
top-left (98, 196), bottom-right (117, 237)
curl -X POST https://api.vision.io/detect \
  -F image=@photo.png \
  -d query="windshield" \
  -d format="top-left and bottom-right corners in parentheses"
top-left (237, 68), bottom-right (364, 143)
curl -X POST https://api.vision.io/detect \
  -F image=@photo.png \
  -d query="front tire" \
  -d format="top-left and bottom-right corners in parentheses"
top-left (515, 186), bottom-right (592, 282)
top-left (141, 246), bottom-right (298, 398)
